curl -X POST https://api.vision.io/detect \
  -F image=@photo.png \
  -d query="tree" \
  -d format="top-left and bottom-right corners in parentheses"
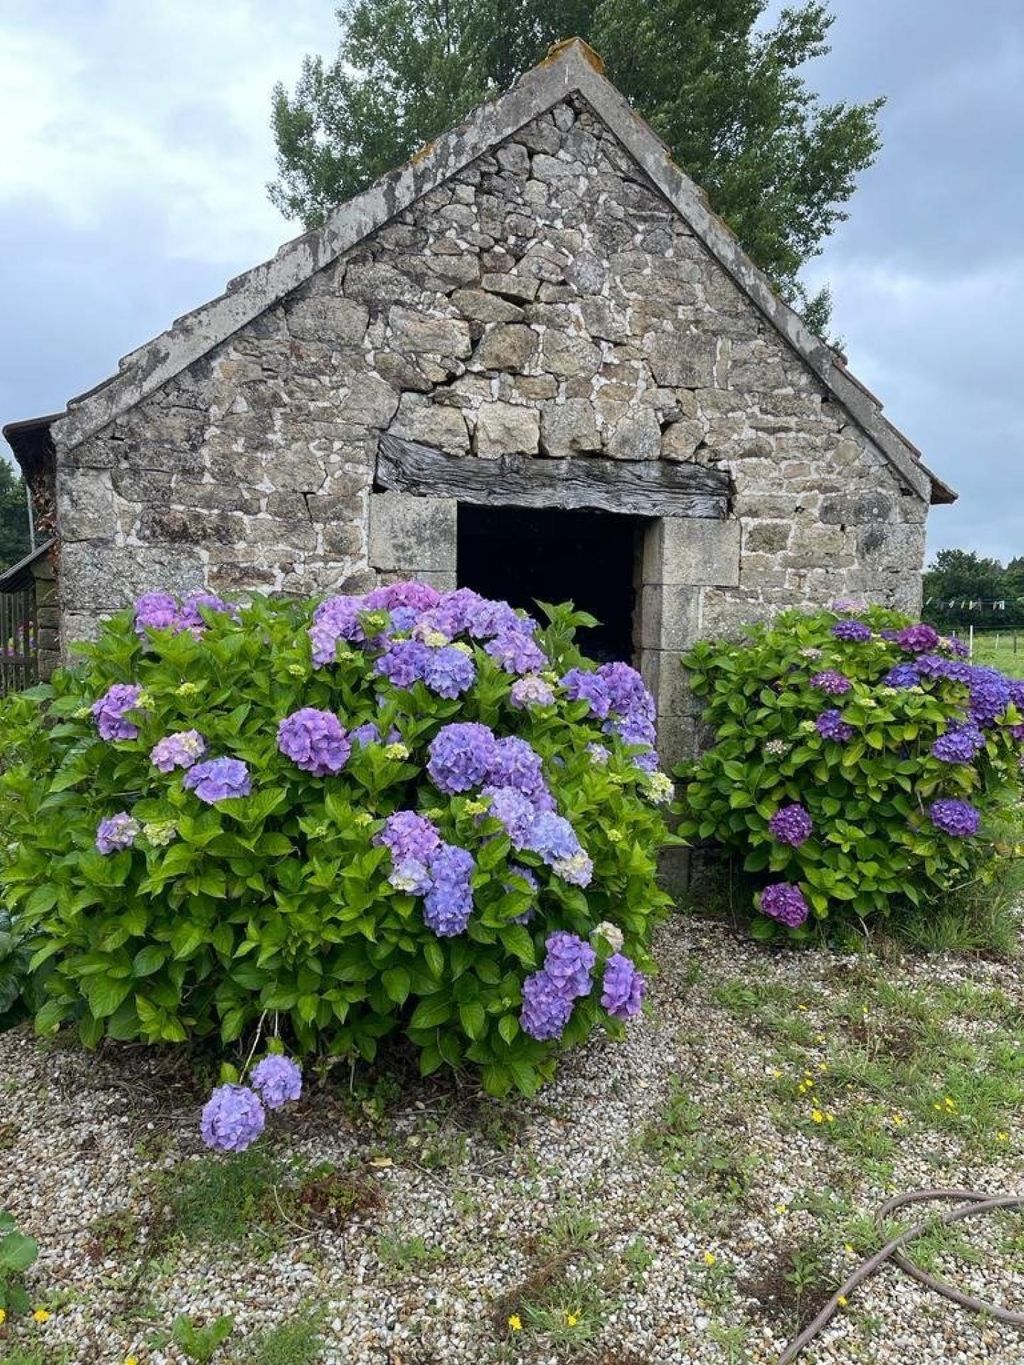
top-left (923, 549), bottom-right (1024, 631)
top-left (269, 0), bottom-right (883, 330)
top-left (0, 461), bottom-right (30, 573)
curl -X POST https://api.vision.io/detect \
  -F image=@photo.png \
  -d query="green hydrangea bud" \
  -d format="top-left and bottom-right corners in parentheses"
top-left (142, 821), bottom-right (177, 846)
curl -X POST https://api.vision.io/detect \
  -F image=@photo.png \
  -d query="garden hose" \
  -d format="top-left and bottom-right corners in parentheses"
top-left (778, 1188), bottom-right (1024, 1364)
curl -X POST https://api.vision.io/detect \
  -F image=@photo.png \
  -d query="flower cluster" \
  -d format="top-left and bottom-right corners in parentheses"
top-left (96, 811), bottom-right (140, 854)
top-left (831, 619), bottom-right (872, 643)
top-left (520, 932), bottom-right (596, 1040)
top-left (183, 757), bottom-right (252, 803)
top-left (929, 798), bottom-right (981, 838)
top-left (809, 670), bottom-right (852, 696)
top-left (277, 708), bottom-right (351, 776)
top-left (600, 953), bottom-right (646, 1020)
top-left (768, 804), bottom-right (813, 848)
top-left (760, 883), bottom-right (810, 928)
top-left (135, 589), bottom-right (234, 639)
top-left (92, 683), bottom-right (144, 741)
top-left (150, 729), bottom-right (206, 772)
top-left (931, 724), bottom-right (985, 764)
top-left (377, 811), bottom-right (475, 936)
top-left (815, 709), bottom-right (854, 742)
top-left (201, 1055), bottom-right (303, 1152)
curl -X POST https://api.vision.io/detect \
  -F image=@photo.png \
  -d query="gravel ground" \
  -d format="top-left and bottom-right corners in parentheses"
top-left (3, 915), bottom-right (1024, 1365)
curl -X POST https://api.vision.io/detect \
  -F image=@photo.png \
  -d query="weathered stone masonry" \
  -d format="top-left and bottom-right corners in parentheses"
top-left (5, 41), bottom-right (953, 768)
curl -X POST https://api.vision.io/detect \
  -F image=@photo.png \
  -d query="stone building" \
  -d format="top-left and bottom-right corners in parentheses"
top-left (3, 39), bottom-right (954, 762)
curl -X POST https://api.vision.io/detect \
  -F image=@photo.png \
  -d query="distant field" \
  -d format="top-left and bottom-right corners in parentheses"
top-left (968, 630), bottom-right (1024, 678)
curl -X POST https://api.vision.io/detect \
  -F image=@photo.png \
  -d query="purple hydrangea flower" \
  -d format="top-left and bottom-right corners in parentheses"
top-left (601, 953), bottom-right (646, 1020)
top-left (422, 645), bottom-right (476, 698)
top-left (1008, 680), bottom-right (1024, 711)
top-left (768, 804), bottom-right (813, 847)
top-left (483, 784), bottom-right (541, 848)
top-left (561, 668), bottom-right (612, 718)
top-left (831, 620), bottom-right (872, 643)
top-left (423, 842), bottom-right (475, 936)
top-left (375, 639), bottom-right (431, 689)
top-left (597, 662), bottom-right (655, 721)
top-left (364, 581), bottom-right (441, 614)
top-left (967, 666), bottom-right (1011, 725)
top-left (277, 708), bottom-right (351, 776)
top-left (945, 636), bottom-right (970, 658)
top-left (631, 749), bottom-right (659, 775)
top-left (509, 675), bottom-right (556, 709)
top-left (879, 629), bottom-right (901, 642)
top-left (931, 725), bottom-right (985, 764)
top-left (376, 810), bottom-right (441, 864)
top-left (200, 1083), bottom-right (266, 1152)
top-left (427, 722), bottom-right (499, 794)
top-left (350, 721), bottom-right (382, 747)
top-left (134, 592), bottom-right (179, 636)
top-left (487, 737), bottom-right (551, 806)
top-left (543, 932), bottom-right (596, 999)
top-left (150, 730), bottom-right (206, 773)
top-left (177, 591), bottom-right (235, 634)
top-left (520, 970), bottom-right (574, 1041)
top-left (884, 663), bottom-right (921, 689)
top-left (309, 595), bottom-right (369, 665)
top-left (809, 670), bottom-right (852, 696)
top-left (896, 623), bottom-right (941, 653)
top-left (929, 798), bottom-right (981, 837)
top-left (183, 757), bottom-right (252, 803)
top-left (250, 1055), bottom-right (303, 1110)
top-left (91, 683), bottom-right (144, 741)
top-left (485, 630), bottom-right (547, 675)
top-left (608, 711), bottom-right (658, 749)
top-left (830, 597), bottom-right (866, 613)
top-left (816, 709), bottom-right (854, 742)
top-left (522, 811), bottom-right (581, 864)
top-left (915, 654), bottom-right (974, 684)
top-left (95, 811), bottom-right (140, 854)
top-left (759, 883), bottom-right (810, 928)
top-left (389, 858), bottom-right (433, 894)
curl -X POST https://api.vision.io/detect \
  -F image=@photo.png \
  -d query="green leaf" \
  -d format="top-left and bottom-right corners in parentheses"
top-left (498, 1014), bottom-right (519, 1045)
top-left (382, 967), bottom-right (411, 1006)
top-left (458, 1000), bottom-right (486, 1039)
top-left (408, 995), bottom-right (451, 1029)
top-left (500, 924), bottom-right (536, 968)
top-left (82, 974), bottom-right (132, 1019)
top-left (0, 1231), bottom-right (38, 1274)
top-left (133, 945), bottom-right (168, 977)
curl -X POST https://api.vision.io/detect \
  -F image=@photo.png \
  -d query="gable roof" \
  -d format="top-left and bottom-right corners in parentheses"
top-left (5, 38), bottom-right (954, 505)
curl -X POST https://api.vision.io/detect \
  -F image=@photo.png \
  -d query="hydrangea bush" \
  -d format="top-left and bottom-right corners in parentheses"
top-left (678, 604), bottom-right (1024, 938)
top-left (0, 585), bottom-right (672, 1096)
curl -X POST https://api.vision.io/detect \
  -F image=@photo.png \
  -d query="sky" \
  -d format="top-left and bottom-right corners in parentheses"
top-left (1, 0), bottom-right (1021, 564)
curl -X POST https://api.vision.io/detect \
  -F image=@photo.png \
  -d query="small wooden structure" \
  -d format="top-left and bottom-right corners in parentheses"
top-left (0, 539), bottom-right (58, 696)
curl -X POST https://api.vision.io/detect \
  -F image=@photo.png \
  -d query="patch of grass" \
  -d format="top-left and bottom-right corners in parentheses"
top-left (84, 1209), bottom-right (141, 1262)
top-left (645, 1085), bottom-right (759, 1205)
top-left (0, 1349), bottom-right (73, 1365)
top-left (375, 1233), bottom-right (444, 1272)
top-left (229, 1312), bottom-right (324, 1364)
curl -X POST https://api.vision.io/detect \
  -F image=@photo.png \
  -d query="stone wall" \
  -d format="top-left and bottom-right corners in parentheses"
top-left (55, 91), bottom-right (929, 758)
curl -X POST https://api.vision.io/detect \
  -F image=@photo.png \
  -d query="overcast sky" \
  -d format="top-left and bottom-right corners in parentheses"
top-left (1, 1), bottom-right (1021, 563)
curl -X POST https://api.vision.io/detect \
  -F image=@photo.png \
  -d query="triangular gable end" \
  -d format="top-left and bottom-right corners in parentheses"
top-left (46, 38), bottom-right (953, 505)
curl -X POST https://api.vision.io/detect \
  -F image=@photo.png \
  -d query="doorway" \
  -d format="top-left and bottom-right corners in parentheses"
top-left (456, 503), bottom-right (644, 663)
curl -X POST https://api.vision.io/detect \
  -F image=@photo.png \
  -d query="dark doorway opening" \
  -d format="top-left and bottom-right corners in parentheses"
top-left (457, 503), bottom-right (643, 663)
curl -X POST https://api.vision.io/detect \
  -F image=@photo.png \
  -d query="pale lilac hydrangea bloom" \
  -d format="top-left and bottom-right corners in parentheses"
top-left (150, 730), bottom-right (206, 772)
top-left (601, 953), bottom-right (646, 1020)
top-left (183, 757), bottom-right (252, 803)
top-left (768, 804), bottom-right (813, 847)
top-left (929, 798), bottom-right (980, 837)
top-left (487, 737), bottom-right (552, 807)
top-left (200, 1083), bottom-right (266, 1152)
top-left (277, 708), bottom-right (351, 776)
top-left (364, 581), bottom-right (441, 614)
top-left (561, 668), bottom-right (612, 718)
top-left (759, 883), bottom-right (809, 928)
top-left (597, 662), bottom-right (655, 720)
top-left (177, 591), bottom-right (235, 634)
top-left (134, 592), bottom-right (179, 635)
top-left (520, 970), bottom-right (575, 1040)
top-left (485, 630), bottom-right (546, 675)
top-left (91, 683), bottom-right (144, 741)
top-left (309, 595), bottom-right (369, 665)
top-left (376, 811), bottom-right (441, 864)
top-left (830, 598), bottom-right (866, 613)
top-left (96, 811), bottom-right (140, 854)
top-left (542, 932), bottom-right (596, 999)
top-left (482, 785), bottom-right (540, 848)
top-left (427, 723), bottom-right (499, 794)
top-left (251, 1055), bottom-right (303, 1110)
top-left (510, 675), bottom-right (556, 709)
top-left (422, 645), bottom-right (476, 698)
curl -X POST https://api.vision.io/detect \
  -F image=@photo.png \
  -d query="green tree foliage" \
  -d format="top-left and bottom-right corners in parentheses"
top-left (269, 0), bottom-right (882, 328)
top-left (0, 460), bottom-right (30, 572)
top-left (924, 549), bottom-right (1024, 631)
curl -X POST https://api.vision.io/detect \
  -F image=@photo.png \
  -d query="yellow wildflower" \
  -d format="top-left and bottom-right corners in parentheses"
top-left (0, 1307), bottom-right (6, 1325)
top-left (703, 1250), bottom-right (717, 1266)
top-left (844, 1243), bottom-right (856, 1256)
top-left (771, 1068), bottom-right (783, 1079)
top-left (507, 1315), bottom-right (522, 1332)
top-left (774, 1204), bottom-right (789, 1215)
top-left (997, 1131), bottom-right (1010, 1143)
top-left (797, 1004), bottom-right (809, 1012)
top-left (837, 1295), bottom-right (849, 1308)
top-left (566, 1312), bottom-right (579, 1327)
top-left (810, 1108), bottom-right (825, 1124)
top-left (126, 1358), bottom-right (140, 1365)
top-left (33, 1308), bottom-right (51, 1323)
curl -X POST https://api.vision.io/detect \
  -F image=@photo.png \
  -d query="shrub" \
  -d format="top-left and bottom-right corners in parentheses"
top-left (678, 604), bottom-right (1024, 938)
top-left (0, 586), bottom-right (672, 1096)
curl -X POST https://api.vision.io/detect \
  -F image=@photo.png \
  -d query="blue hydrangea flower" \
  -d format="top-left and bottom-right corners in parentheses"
top-left (150, 730), bottom-right (206, 772)
top-left (375, 639), bottom-right (431, 688)
top-left (376, 811), bottom-right (441, 864)
top-left (522, 811), bottom-right (581, 863)
top-left (309, 595), bottom-right (369, 665)
top-left (251, 1055), bottom-right (303, 1110)
top-left (915, 654), bottom-right (973, 683)
top-left (427, 723), bottom-right (499, 794)
top-left (277, 708), bottom-right (351, 776)
top-left (520, 970), bottom-right (574, 1041)
top-left (200, 1083), bottom-right (266, 1152)
top-left (929, 798), bottom-right (980, 837)
top-left (96, 811), bottom-right (140, 854)
top-left (884, 663), bottom-right (921, 689)
top-left (91, 683), bottom-right (144, 741)
top-left (183, 757), bottom-right (252, 803)
top-left (931, 725), bottom-right (985, 764)
top-left (422, 645), bottom-right (476, 698)
top-left (597, 662), bottom-right (655, 720)
top-left (543, 931), bottom-right (596, 998)
top-left (768, 804), bottom-right (813, 847)
top-left (815, 709), bottom-right (854, 742)
top-left (601, 953), bottom-right (646, 1020)
top-left (967, 666), bottom-right (1011, 725)
top-left (487, 737), bottom-right (552, 807)
top-left (423, 842), bottom-right (475, 936)
top-left (482, 784), bottom-right (540, 848)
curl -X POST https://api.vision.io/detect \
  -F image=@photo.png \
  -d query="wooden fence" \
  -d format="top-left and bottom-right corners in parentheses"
top-left (0, 587), bottom-right (39, 696)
